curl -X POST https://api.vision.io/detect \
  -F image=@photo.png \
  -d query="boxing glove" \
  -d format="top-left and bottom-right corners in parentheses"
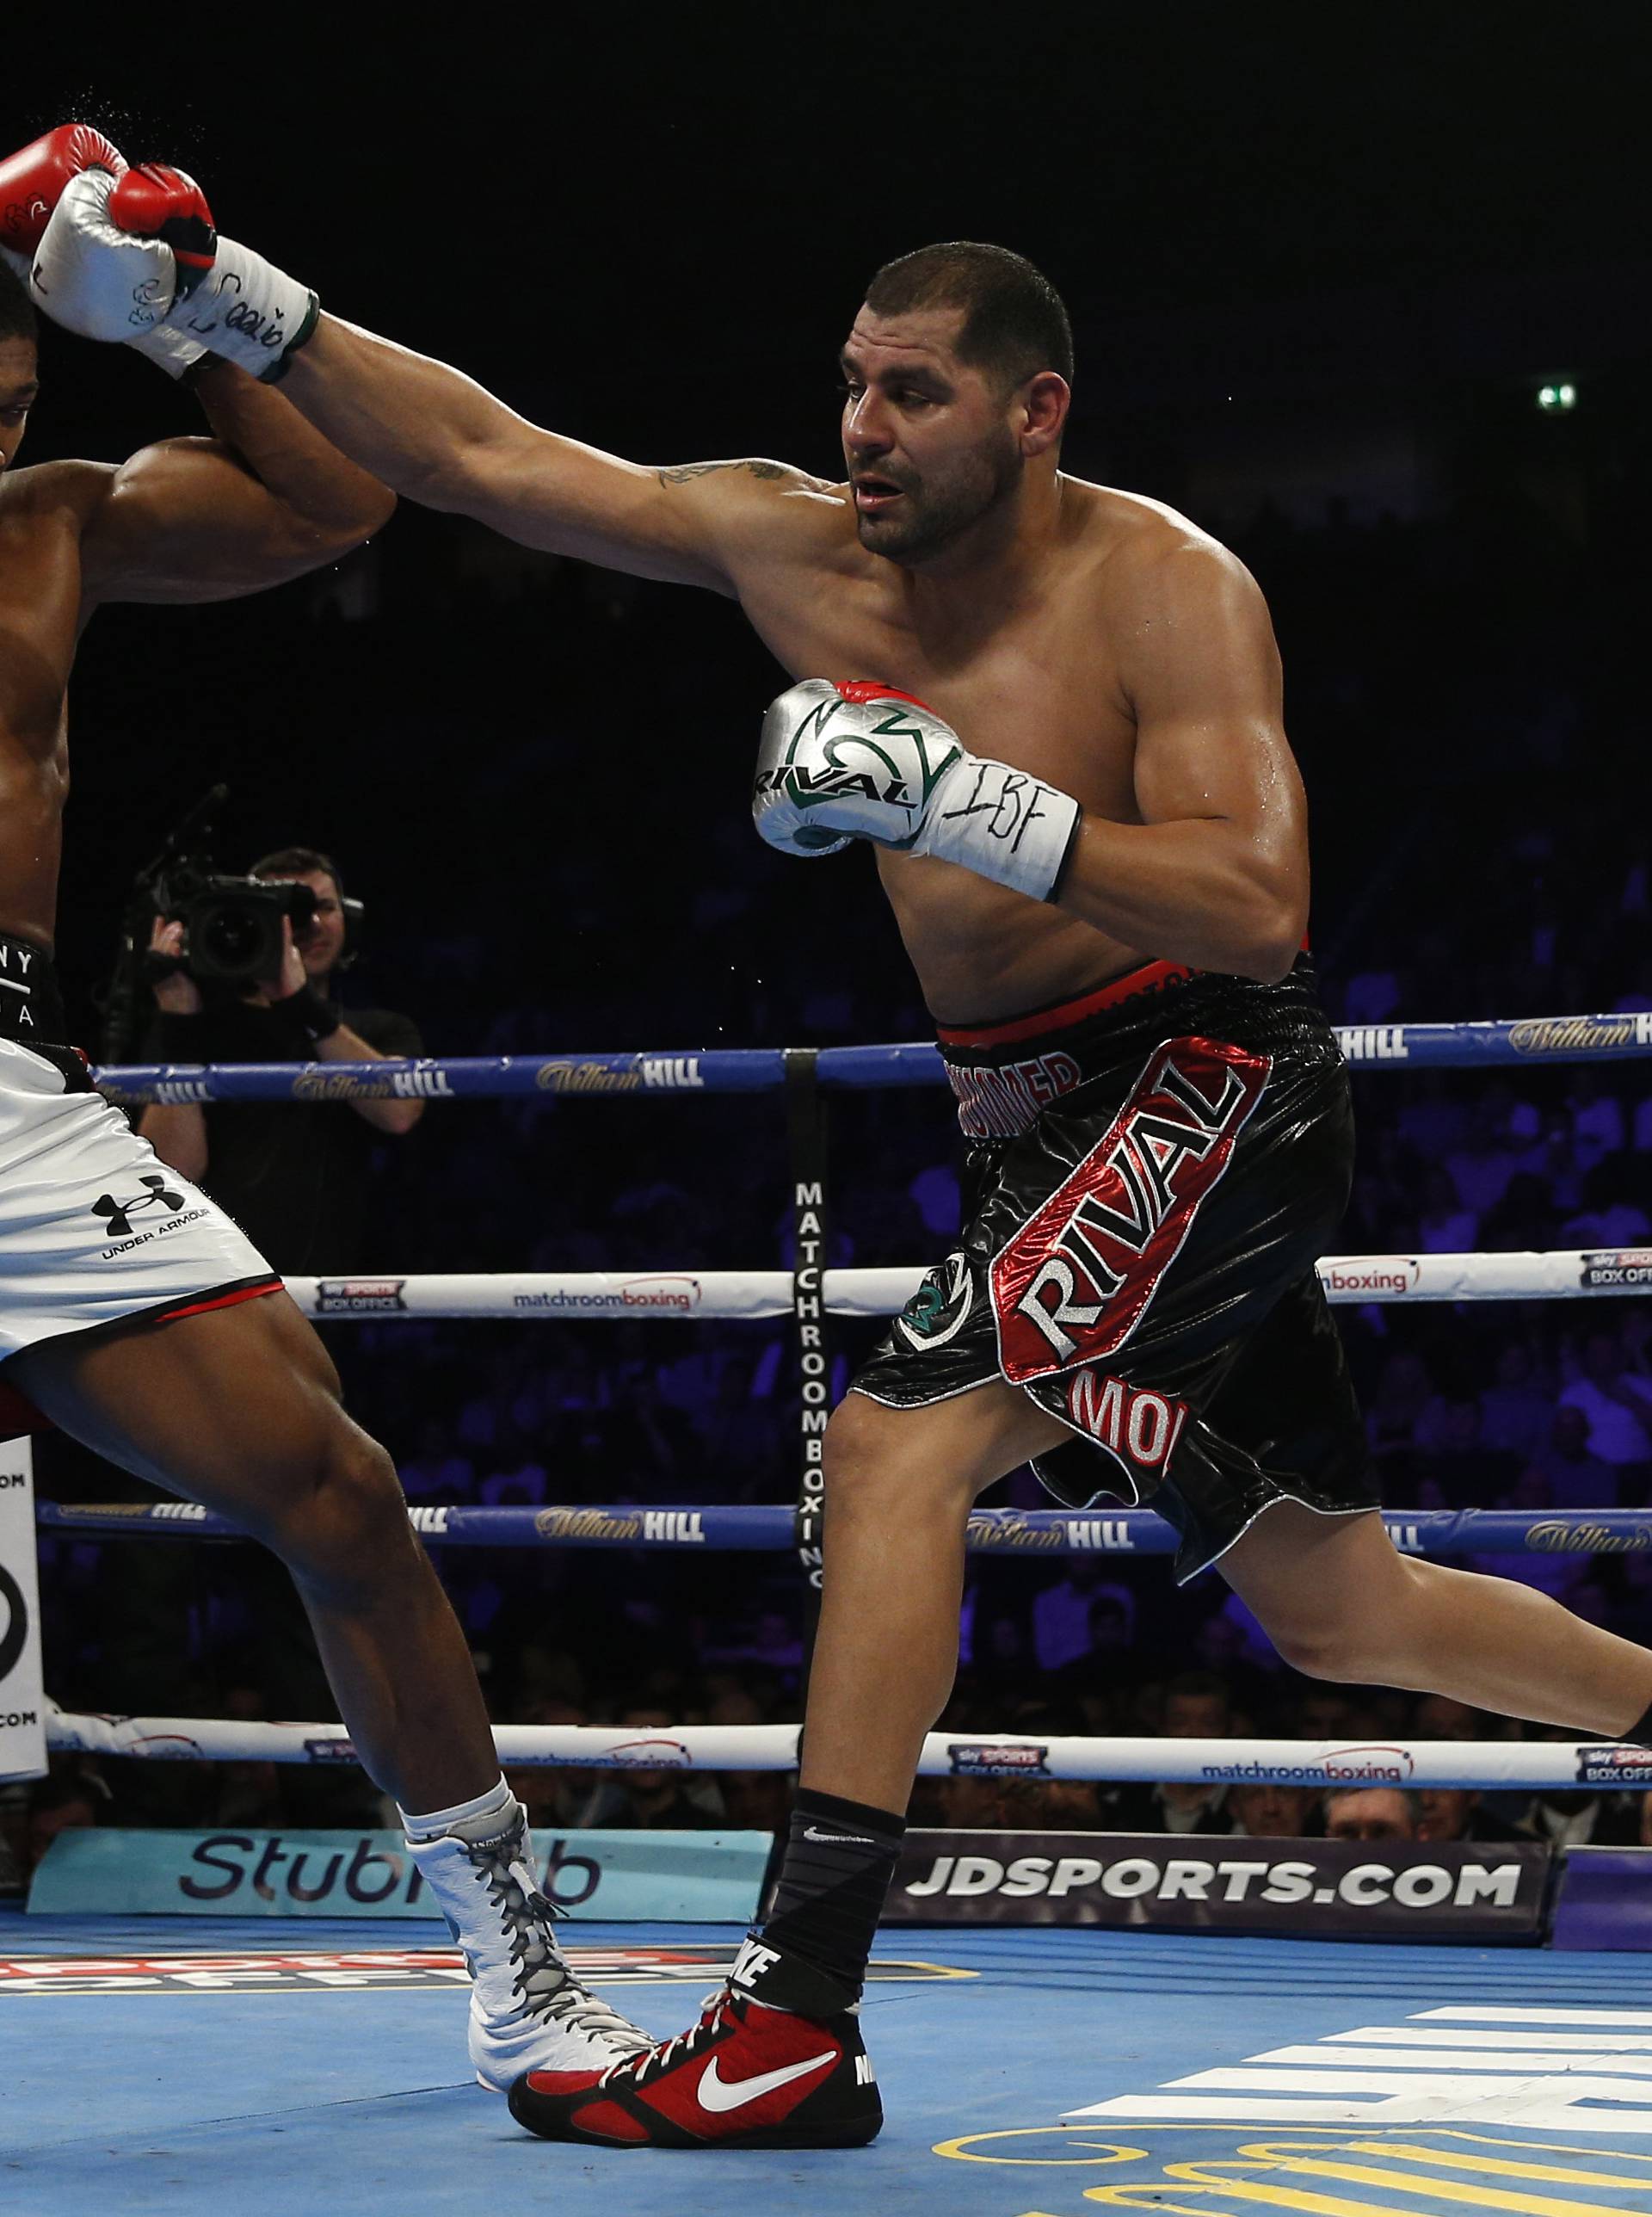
top-left (0, 127), bottom-right (203, 378)
top-left (753, 679), bottom-right (1082, 902)
top-left (29, 157), bottom-right (314, 380)
top-left (0, 122), bottom-right (126, 267)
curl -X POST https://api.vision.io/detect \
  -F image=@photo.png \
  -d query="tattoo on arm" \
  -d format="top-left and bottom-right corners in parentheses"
top-left (656, 459), bottom-right (789, 485)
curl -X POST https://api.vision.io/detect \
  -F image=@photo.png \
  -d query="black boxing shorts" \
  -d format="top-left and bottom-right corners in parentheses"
top-left (848, 954), bottom-right (1378, 1582)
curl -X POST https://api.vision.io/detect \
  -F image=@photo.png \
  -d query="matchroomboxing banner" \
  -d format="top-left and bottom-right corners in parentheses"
top-left (887, 1830), bottom-right (1550, 1941)
top-left (0, 1439), bottom-right (43, 1783)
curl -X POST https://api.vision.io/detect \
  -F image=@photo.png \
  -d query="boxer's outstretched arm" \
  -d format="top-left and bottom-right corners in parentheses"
top-left (1054, 541), bottom-right (1309, 983)
top-left (78, 361), bottom-right (395, 608)
top-left (281, 317), bottom-right (820, 596)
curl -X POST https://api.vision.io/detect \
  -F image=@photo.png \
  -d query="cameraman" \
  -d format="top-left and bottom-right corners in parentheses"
top-left (139, 846), bottom-right (424, 1275)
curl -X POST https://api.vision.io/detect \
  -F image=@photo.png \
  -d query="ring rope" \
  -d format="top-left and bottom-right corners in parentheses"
top-left (262, 1252), bottom-right (1649, 1321)
top-left (90, 1007), bottom-right (1652, 1106)
top-left (42, 1708), bottom-right (1651, 1790)
top-left (36, 1501), bottom-right (1652, 1558)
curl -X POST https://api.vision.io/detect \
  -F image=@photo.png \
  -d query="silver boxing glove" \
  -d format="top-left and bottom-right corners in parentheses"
top-left (752, 678), bottom-right (1082, 901)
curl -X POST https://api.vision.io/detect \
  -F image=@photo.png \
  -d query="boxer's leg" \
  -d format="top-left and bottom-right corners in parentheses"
top-left (13, 1288), bottom-right (495, 1812)
top-left (1220, 1499), bottom-right (1652, 1733)
top-left (798, 1380), bottom-right (1068, 1810)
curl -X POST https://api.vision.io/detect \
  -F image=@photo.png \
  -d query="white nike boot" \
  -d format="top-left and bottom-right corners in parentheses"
top-left (406, 1794), bottom-right (652, 2090)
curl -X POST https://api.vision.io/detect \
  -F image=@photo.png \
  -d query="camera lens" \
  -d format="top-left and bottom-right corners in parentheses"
top-left (197, 901), bottom-right (263, 971)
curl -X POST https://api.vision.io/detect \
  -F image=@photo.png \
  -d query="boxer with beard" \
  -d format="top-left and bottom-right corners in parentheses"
top-left (39, 162), bottom-right (1652, 2148)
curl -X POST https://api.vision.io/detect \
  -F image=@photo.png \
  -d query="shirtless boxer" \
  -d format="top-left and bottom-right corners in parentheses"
top-left (0, 128), bottom-right (650, 2091)
top-left (37, 167), bottom-right (1652, 2149)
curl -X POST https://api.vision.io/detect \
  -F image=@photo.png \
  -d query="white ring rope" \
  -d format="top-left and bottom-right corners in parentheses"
top-left (283, 1249), bottom-right (1651, 1322)
top-left (44, 1710), bottom-right (1650, 1792)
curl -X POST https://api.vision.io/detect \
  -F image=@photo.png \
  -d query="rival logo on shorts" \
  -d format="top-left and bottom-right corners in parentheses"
top-left (1064, 1372), bottom-right (1190, 1500)
top-left (990, 1037), bottom-right (1270, 1381)
top-left (91, 1174), bottom-right (184, 1240)
top-left (1575, 1744), bottom-right (1652, 1787)
top-left (314, 1280), bottom-right (407, 1314)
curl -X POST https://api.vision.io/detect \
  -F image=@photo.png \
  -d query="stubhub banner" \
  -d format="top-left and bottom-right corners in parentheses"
top-left (28, 1827), bottom-right (773, 1923)
top-left (887, 1829), bottom-right (1550, 1941)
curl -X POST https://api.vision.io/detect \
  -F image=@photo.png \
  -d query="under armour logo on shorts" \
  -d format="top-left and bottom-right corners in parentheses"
top-left (91, 1174), bottom-right (186, 1239)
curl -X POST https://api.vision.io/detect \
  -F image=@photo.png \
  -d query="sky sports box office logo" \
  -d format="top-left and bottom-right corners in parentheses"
top-left (888, 1831), bottom-right (1550, 1939)
top-left (1575, 1744), bottom-right (1652, 1787)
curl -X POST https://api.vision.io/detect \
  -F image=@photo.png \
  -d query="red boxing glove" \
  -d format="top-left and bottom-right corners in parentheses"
top-left (108, 163), bottom-right (217, 289)
top-left (0, 123), bottom-right (126, 262)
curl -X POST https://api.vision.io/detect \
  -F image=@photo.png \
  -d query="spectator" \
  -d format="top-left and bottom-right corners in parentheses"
top-left (1529, 1405), bottom-right (1618, 1511)
top-left (1413, 1693), bottom-right (1502, 1742)
top-left (1559, 1331), bottom-right (1652, 1477)
top-left (1229, 1782), bottom-right (1320, 1837)
top-left (1566, 1076), bottom-right (1626, 1182)
top-left (1562, 1159), bottom-right (1650, 1249)
top-left (606, 1708), bottom-right (721, 1830)
top-left (1324, 1788), bottom-right (1414, 1842)
top-left (25, 1774), bottom-right (106, 1873)
top-left (1418, 1167), bottom-right (1478, 1255)
top-left (1365, 1351), bottom-right (1433, 1466)
top-left (1515, 1723), bottom-right (1645, 1846)
top-left (1413, 1788), bottom-right (1525, 1843)
top-left (1108, 1673), bottom-right (1234, 1837)
top-left (1033, 1563), bottom-right (1130, 1674)
top-left (1478, 1344), bottom-right (1554, 1458)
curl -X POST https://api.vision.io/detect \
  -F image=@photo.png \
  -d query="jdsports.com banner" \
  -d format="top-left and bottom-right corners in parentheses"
top-left (887, 1830), bottom-right (1550, 1940)
top-left (0, 1439), bottom-right (44, 1782)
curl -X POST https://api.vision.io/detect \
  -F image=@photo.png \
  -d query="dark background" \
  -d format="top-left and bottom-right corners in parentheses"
top-left (12, 9), bottom-right (1652, 1834)
top-left (15, 4), bottom-right (1650, 1036)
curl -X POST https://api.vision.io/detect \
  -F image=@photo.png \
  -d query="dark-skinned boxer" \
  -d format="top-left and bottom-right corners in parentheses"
top-left (0, 128), bottom-right (650, 2093)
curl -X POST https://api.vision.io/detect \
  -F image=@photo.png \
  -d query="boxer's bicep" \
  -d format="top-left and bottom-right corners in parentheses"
top-left (459, 435), bottom-right (828, 597)
top-left (78, 437), bottom-right (375, 606)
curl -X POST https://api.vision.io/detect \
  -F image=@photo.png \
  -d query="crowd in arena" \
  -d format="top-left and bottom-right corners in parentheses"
top-left (8, 450), bottom-right (1648, 1882)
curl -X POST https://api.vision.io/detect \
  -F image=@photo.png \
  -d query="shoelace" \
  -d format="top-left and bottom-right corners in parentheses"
top-left (470, 1841), bottom-right (651, 2054)
top-left (597, 1987), bottom-right (733, 2090)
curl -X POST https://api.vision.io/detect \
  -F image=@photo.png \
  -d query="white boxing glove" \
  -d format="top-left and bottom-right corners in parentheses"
top-left (29, 164), bottom-right (315, 381)
top-left (753, 679), bottom-right (1083, 903)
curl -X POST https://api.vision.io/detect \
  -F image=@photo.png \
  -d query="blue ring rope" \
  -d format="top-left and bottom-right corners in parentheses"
top-left (36, 1501), bottom-right (1651, 1557)
top-left (89, 1011), bottom-right (1652, 1104)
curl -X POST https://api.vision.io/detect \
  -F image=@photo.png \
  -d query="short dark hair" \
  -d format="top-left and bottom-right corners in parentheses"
top-left (863, 241), bottom-right (1073, 392)
top-left (251, 844), bottom-right (343, 896)
top-left (0, 256), bottom-right (38, 348)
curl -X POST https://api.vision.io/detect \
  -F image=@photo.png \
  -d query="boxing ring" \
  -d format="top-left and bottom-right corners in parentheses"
top-left (8, 1011), bottom-right (1652, 2211)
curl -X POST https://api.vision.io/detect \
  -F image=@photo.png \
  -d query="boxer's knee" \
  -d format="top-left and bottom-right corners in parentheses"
top-left (822, 1392), bottom-right (982, 1527)
top-left (1250, 1556), bottom-right (1421, 1683)
top-left (262, 1414), bottom-right (412, 1603)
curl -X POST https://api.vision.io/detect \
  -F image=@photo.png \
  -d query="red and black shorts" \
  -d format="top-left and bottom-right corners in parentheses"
top-left (848, 954), bottom-right (1378, 1582)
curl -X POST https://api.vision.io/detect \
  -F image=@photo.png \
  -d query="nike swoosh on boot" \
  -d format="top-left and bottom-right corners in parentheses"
top-left (696, 2049), bottom-right (837, 2114)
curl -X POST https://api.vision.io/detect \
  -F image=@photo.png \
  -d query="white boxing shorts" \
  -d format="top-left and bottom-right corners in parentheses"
top-left (0, 1034), bottom-right (280, 1374)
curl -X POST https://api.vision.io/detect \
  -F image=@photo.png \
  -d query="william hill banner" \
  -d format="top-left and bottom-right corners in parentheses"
top-left (888, 1830), bottom-right (1550, 1941)
top-left (28, 1827), bottom-right (772, 1923)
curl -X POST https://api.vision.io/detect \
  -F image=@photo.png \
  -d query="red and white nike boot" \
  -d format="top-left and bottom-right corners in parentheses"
top-left (507, 1935), bottom-right (881, 2148)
